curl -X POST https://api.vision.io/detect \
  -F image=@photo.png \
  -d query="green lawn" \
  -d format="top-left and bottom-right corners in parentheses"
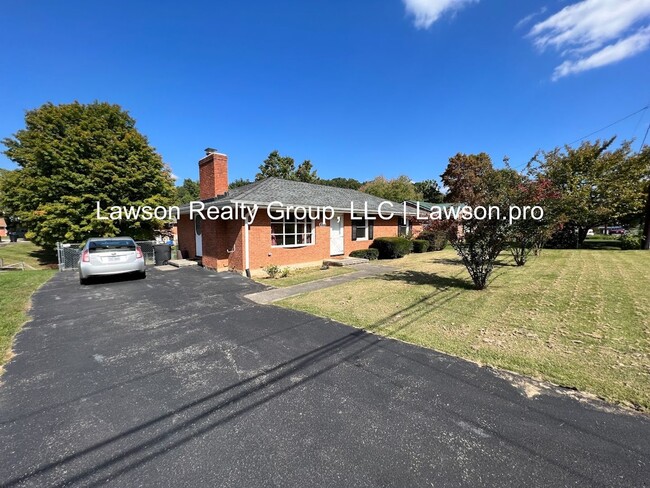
top-left (255, 265), bottom-right (355, 288)
top-left (0, 270), bottom-right (56, 368)
top-left (279, 248), bottom-right (650, 411)
top-left (0, 241), bottom-right (58, 269)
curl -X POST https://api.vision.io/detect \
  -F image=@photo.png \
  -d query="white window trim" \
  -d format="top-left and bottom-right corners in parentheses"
top-left (398, 217), bottom-right (410, 237)
top-left (353, 216), bottom-right (370, 241)
top-left (270, 212), bottom-right (316, 248)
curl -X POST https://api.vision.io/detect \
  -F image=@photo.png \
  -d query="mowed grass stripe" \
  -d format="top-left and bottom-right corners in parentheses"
top-left (279, 249), bottom-right (650, 411)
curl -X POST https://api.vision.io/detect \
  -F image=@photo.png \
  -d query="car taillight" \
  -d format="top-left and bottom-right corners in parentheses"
top-left (136, 246), bottom-right (143, 259)
top-left (81, 250), bottom-right (90, 263)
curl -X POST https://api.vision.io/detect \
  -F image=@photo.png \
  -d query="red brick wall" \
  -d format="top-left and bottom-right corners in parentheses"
top-left (198, 152), bottom-right (228, 200)
top-left (192, 220), bottom-right (244, 271)
top-left (177, 214), bottom-right (196, 259)
top-left (247, 212), bottom-right (400, 272)
top-left (178, 210), bottom-right (402, 273)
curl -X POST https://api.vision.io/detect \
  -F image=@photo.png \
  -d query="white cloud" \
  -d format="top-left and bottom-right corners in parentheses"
top-left (527, 0), bottom-right (650, 79)
top-left (552, 25), bottom-right (650, 79)
top-left (403, 0), bottom-right (479, 29)
top-left (515, 6), bottom-right (547, 30)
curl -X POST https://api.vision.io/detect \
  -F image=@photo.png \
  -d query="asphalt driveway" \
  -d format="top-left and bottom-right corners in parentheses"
top-left (0, 267), bottom-right (648, 487)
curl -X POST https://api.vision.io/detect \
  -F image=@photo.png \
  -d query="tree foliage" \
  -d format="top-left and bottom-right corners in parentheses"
top-left (319, 177), bottom-right (363, 190)
top-left (441, 152), bottom-right (493, 205)
top-left (360, 175), bottom-right (422, 202)
top-left (447, 167), bottom-right (515, 289)
top-left (256, 150), bottom-right (318, 182)
top-left (229, 178), bottom-right (252, 189)
top-left (414, 179), bottom-right (444, 203)
top-left (176, 178), bottom-right (199, 205)
top-left (0, 101), bottom-right (176, 249)
top-left (507, 177), bottom-right (561, 265)
top-left (256, 150), bottom-right (297, 180)
top-left (295, 160), bottom-right (318, 183)
top-left (530, 138), bottom-right (650, 246)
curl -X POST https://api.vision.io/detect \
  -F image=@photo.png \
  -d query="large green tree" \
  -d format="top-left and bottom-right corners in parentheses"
top-left (295, 160), bottom-right (318, 183)
top-left (256, 150), bottom-right (319, 183)
top-left (531, 138), bottom-right (650, 246)
top-left (176, 178), bottom-right (199, 205)
top-left (414, 179), bottom-right (444, 203)
top-left (0, 101), bottom-right (176, 249)
top-left (360, 175), bottom-right (422, 202)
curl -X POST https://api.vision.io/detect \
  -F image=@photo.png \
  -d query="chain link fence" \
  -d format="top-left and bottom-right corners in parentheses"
top-left (56, 241), bottom-right (156, 271)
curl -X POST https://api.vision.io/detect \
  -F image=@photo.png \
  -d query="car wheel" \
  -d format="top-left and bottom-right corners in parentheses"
top-left (79, 276), bottom-right (88, 285)
top-left (138, 271), bottom-right (146, 280)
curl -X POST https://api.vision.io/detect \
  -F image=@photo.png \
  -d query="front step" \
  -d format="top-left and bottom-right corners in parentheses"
top-left (168, 259), bottom-right (199, 268)
top-left (323, 257), bottom-right (369, 267)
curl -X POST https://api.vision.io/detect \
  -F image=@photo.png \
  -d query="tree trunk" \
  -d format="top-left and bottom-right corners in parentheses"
top-left (643, 185), bottom-right (650, 250)
top-left (577, 227), bottom-right (589, 248)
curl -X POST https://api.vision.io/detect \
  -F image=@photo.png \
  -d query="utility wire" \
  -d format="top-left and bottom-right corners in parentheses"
top-left (567, 105), bottom-right (648, 145)
top-left (511, 104), bottom-right (650, 172)
top-left (640, 123), bottom-right (650, 149)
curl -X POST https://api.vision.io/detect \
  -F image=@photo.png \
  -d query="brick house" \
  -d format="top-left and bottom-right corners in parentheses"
top-left (177, 150), bottom-right (414, 276)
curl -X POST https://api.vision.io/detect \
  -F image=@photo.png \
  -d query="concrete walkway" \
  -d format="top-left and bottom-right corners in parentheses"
top-left (246, 263), bottom-right (395, 304)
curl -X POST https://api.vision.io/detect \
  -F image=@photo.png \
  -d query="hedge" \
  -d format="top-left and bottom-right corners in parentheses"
top-left (417, 229), bottom-right (448, 251)
top-left (349, 248), bottom-right (379, 260)
top-left (370, 237), bottom-right (412, 259)
top-left (411, 239), bottom-right (429, 253)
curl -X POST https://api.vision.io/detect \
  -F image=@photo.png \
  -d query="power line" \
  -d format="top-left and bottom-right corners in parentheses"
top-left (640, 123), bottom-right (650, 150)
top-left (511, 104), bottom-right (650, 171)
top-left (567, 105), bottom-right (648, 145)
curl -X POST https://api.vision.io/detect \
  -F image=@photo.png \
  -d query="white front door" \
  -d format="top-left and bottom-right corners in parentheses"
top-left (195, 217), bottom-right (203, 257)
top-left (330, 214), bottom-right (344, 256)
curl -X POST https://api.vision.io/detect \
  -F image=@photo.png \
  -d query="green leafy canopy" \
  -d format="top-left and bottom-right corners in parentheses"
top-left (0, 101), bottom-right (176, 249)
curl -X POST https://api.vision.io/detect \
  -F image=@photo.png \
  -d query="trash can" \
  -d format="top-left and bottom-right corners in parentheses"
top-left (153, 244), bottom-right (172, 266)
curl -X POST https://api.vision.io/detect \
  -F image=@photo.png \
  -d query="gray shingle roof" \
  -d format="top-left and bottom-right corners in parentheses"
top-left (184, 177), bottom-right (409, 214)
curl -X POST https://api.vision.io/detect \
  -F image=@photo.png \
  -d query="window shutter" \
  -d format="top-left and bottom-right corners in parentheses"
top-left (368, 221), bottom-right (374, 240)
top-left (352, 222), bottom-right (357, 241)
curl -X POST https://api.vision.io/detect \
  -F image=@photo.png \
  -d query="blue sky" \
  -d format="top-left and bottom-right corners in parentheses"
top-left (1, 0), bottom-right (649, 185)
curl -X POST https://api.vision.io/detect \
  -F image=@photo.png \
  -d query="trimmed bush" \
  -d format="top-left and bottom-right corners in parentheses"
top-left (418, 229), bottom-right (448, 251)
top-left (411, 239), bottom-right (429, 253)
top-left (370, 237), bottom-right (412, 259)
top-left (349, 248), bottom-right (379, 260)
top-left (619, 234), bottom-right (642, 250)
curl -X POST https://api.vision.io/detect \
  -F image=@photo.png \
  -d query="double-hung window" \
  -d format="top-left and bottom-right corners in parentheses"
top-left (398, 217), bottom-right (410, 237)
top-left (351, 216), bottom-right (374, 241)
top-left (270, 212), bottom-right (315, 247)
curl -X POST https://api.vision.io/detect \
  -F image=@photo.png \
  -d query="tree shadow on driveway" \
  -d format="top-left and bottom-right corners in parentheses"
top-left (2, 288), bottom-right (643, 487)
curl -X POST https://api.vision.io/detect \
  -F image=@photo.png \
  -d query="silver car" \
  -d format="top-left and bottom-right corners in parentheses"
top-left (78, 237), bottom-right (146, 285)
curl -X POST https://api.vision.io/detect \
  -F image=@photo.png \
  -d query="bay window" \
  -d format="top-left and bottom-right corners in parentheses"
top-left (270, 212), bottom-right (315, 247)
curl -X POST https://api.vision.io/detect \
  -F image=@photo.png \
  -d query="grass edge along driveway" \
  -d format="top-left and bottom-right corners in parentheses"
top-left (278, 248), bottom-right (650, 412)
top-left (0, 270), bottom-right (56, 370)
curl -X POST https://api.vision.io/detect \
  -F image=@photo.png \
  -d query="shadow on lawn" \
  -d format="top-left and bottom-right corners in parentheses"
top-left (429, 256), bottom-right (515, 268)
top-left (381, 270), bottom-right (475, 290)
top-left (28, 247), bottom-right (58, 268)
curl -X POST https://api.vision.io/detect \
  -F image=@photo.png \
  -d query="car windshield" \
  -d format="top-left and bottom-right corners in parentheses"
top-left (88, 240), bottom-right (136, 253)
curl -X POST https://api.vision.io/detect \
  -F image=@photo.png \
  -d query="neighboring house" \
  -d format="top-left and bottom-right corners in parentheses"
top-left (0, 217), bottom-right (7, 239)
top-left (177, 150), bottom-right (411, 275)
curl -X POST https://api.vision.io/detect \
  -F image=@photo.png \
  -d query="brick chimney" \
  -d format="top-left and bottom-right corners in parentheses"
top-left (199, 148), bottom-right (228, 200)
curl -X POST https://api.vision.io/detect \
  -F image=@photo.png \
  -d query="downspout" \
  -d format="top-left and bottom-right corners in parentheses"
top-left (244, 214), bottom-right (251, 277)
